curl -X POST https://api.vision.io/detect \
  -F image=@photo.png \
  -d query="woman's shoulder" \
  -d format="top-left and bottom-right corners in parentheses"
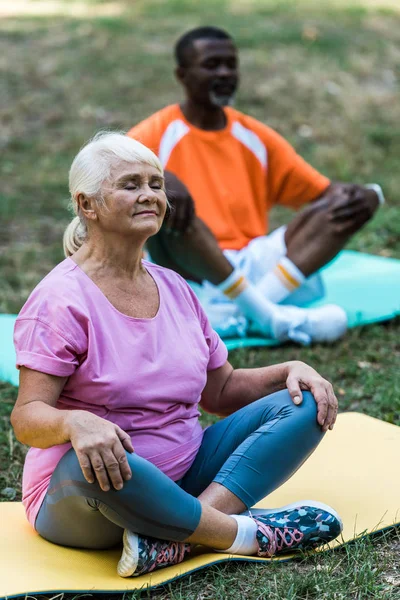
top-left (17, 258), bottom-right (90, 325)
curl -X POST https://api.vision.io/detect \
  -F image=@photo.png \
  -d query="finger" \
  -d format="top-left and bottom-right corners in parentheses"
top-left (332, 214), bottom-right (369, 235)
top-left (330, 205), bottom-right (363, 222)
top-left (172, 199), bottom-right (194, 234)
top-left (324, 402), bottom-right (337, 432)
top-left (286, 376), bottom-right (303, 405)
top-left (89, 451), bottom-right (111, 492)
top-left (330, 195), bottom-right (359, 213)
top-left (181, 201), bottom-right (195, 233)
top-left (323, 393), bottom-right (337, 431)
top-left (163, 208), bottom-right (175, 232)
top-left (117, 428), bottom-right (134, 454)
top-left (322, 399), bottom-right (335, 432)
top-left (76, 451), bottom-right (95, 484)
top-left (311, 384), bottom-right (329, 427)
top-left (328, 389), bottom-right (339, 430)
top-left (168, 199), bottom-right (183, 232)
top-left (101, 448), bottom-right (124, 491)
top-left (113, 441), bottom-right (132, 482)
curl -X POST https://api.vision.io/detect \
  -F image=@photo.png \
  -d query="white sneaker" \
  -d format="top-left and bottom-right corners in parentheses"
top-left (270, 304), bottom-right (348, 346)
top-left (117, 529), bottom-right (190, 578)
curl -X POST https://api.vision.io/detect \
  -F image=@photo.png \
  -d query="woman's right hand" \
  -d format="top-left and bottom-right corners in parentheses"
top-left (65, 410), bottom-right (134, 492)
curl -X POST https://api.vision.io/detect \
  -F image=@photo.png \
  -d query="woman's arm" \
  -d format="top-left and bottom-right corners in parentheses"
top-left (11, 367), bottom-right (71, 448)
top-left (11, 367), bottom-right (134, 491)
top-left (200, 360), bottom-right (338, 432)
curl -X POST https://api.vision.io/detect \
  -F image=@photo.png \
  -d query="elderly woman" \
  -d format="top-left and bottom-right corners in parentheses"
top-left (11, 132), bottom-right (342, 578)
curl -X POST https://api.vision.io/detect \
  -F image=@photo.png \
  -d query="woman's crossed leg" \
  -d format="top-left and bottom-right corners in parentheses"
top-left (35, 390), bottom-right (342, 577)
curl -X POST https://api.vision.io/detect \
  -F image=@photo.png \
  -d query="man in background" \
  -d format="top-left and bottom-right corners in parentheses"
top-left (128, 26), bottom-right (384, 345)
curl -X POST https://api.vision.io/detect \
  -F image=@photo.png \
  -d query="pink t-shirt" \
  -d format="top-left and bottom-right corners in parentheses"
top-left (14, 258), bottom-right (228, 528)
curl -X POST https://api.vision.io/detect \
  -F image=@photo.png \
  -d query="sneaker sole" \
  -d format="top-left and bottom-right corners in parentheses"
top-left (241, 499), bottom-right (343, 532)
top-left (117, 530), bottom-right (139, 578)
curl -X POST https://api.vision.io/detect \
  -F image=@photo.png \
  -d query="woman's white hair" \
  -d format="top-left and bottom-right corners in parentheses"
top-left (63, 131), bottom-right (163, 257)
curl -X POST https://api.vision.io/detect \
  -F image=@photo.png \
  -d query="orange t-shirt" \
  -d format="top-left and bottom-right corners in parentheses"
top-left (128, 104), bottom-right (330, 250)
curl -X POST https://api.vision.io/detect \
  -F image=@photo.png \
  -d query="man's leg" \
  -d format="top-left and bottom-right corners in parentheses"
top-left (149, 216), bottom-right (347, 344)
top-left (257, 199), bottom-right (359, 303)
top-left (147, 218), bottom-right (233, 284)
top-left (284, 198), bottom-right (357, 276)
top-left (148, 219), bottom-right (282, 338)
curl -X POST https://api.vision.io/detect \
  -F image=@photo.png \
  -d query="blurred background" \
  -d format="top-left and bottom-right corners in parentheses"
top-left (1, 1), bottom-right (400, 598)
top-left (1, 0), bottom-right (399, 313)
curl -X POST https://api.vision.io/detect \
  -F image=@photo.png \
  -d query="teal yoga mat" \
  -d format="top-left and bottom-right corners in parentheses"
top-left (0, 314), bottom-right (18, 387)
top-left (1, 251), bottom-right (400, 386)
top-left (224, 250), bottom-right (400, 350)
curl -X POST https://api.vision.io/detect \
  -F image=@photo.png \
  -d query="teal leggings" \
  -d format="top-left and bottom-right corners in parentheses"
top-left (36, 390), bottom-right (324, 549)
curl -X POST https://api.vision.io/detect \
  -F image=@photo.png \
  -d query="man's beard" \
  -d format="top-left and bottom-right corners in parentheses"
top-left (209, 90), bottom-right (236, 107)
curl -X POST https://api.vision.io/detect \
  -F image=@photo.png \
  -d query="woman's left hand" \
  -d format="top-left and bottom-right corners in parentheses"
top-left (285, 361), bottom-right (338, 432)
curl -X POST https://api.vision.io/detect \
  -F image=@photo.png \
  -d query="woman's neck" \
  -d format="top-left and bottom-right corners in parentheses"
top-left (71, 233), bottom-right (146, 281)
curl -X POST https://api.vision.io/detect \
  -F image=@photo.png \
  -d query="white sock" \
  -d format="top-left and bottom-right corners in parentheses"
top-left (216, 515), bottom-right (258, 555)
top-left (218, 269), bottom-right (275, 337)
top-left (257, 256), bottom-right (305, 303)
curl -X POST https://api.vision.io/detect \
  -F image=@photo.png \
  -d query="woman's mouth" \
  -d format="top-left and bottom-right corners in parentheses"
top-left (134, 211), bottom-right (158, 216)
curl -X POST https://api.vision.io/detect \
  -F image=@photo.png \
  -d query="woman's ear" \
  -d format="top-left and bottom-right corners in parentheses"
top-left (76, 193), bottom-right (98, 221)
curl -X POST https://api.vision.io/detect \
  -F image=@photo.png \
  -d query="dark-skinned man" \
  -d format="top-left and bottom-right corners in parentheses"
top-left (128, 26), bottom-right (384, 345)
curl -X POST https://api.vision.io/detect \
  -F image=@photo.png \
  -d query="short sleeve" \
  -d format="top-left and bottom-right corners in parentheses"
top-left (240, 114), bottom-right (330, 210)
top-left (14, 318), bottom-right (80, 377)
top-left (127, 114), bottom-right (165, 157)
top-left (200, 311), bottom-right (228, 371)
top-left (13, 274), bottom-right (89, 378)
top-left (266, 129), bottom-right (330, 209)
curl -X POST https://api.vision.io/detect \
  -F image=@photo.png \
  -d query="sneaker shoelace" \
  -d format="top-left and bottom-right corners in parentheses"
top-left (254, 518), bottom-right (304, 557)
top-left (287, 314), bottom-right (312, 346)
top-left (272, 308), bottom-right (311, 346)
top-left (146, 541), bottom-right (189, 573)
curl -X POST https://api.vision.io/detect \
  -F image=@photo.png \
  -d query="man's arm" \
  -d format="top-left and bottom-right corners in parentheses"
top-left (163, 170), bottom-right (196, 234)
top-left (248, 116), bottom-right (384, 224)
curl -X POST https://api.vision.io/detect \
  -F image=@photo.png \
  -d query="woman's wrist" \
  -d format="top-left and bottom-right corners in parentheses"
top-left (259, 361), bottom-right (299, 395)
top-left (62, 409), bottom-right (83, 441)
top-left (280, 361), bottom-right (301, 383)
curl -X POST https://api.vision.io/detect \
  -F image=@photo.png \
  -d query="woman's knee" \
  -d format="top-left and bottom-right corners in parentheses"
top-left (264, 389), bottom-right (320, 431)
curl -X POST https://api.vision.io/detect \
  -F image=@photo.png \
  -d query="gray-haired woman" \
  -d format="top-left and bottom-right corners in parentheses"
top-left (12, 132), bottom-right (341, 578)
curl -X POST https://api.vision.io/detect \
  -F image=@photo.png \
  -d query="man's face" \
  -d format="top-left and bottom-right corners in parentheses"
top-left (177, 38), bottom-right (239, 108)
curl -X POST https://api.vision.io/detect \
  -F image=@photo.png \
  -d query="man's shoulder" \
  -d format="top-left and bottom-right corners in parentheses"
top-left (128, 104), bottom-right (182, 137)
top-left (226, 107), bottom-right (286, 144)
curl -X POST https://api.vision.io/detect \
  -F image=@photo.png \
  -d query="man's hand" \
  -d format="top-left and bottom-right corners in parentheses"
top-left (163, 171), bottom-right (196, 234)
top-left (325, 183), bottom-right (379, 235)
top-left (285, 361), bottom-right (338, 432)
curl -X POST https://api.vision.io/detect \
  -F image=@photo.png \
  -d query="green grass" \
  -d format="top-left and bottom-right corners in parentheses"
top-left (1, 0), bottom-right (400, 597)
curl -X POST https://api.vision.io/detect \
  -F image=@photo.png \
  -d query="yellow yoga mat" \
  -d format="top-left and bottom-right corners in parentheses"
top-left (1, 412), bottom-right (399, 599)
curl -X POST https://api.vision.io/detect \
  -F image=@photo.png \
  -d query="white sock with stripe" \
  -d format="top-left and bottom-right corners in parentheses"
top-left (256, 256), bottom-right (305, 303)
top-left (216, 515), bottom-right (258, 555)
top-left (218, 268), bottom-right (275, 337)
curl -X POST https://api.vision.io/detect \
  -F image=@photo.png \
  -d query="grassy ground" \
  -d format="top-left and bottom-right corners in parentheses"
top-left (1, 0), bottom-right (400, 597)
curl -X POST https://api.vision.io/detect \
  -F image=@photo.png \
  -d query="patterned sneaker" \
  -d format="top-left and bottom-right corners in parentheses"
top-left (117, 529), bottom-right (191, 577)
top-left (250, 500), bottom-right (343, 557)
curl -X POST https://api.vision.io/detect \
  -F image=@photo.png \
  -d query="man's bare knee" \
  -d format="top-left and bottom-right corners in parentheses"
top-left (285, 201), bottom-right (352, 276)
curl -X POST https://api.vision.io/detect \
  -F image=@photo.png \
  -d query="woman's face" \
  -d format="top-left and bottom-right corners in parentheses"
top-left (97, 160), bottom-right (167, 239)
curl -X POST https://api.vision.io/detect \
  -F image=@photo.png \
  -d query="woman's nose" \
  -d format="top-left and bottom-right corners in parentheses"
top-left (138, 185), bottom-right (158, 201)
